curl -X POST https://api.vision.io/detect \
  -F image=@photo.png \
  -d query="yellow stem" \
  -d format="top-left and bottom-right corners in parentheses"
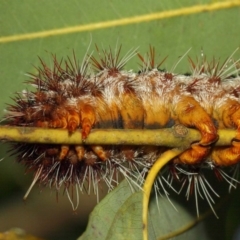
top-left (142, 149), bottom-right (184, 240)
top-left (0, 126), bottom-right (236, 147)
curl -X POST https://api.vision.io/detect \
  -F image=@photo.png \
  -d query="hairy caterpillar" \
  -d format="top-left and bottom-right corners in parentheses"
top-left (2, 45), bottom-right (240, 214)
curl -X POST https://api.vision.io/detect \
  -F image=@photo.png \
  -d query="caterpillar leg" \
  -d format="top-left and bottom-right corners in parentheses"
top-left (59, 145), bottom-right (70, 160)
top-left (37, 108), bottom-right (81, 160)
top-left (78, 103), bottom-right (112, 161)
top-left (74, 105), bottom-right (110, 162)
top-left (36, 105), bottom-right (96, 161)
top-left (75, 145), bottom-right (85, 160)
top-left (174, 96), bottom-right (218, 164)
top-left (211, 101), bottom-right (240, 166)
top-left (36, 107), bottom-right (69, 129)
top-left (211, 142), bottom-right (240, 166)
top-left (67, 110), bottom-right (80, 133)
top-left (91, 146), bottom-right (109, 161)
top-left (79, 104), bottom-right (96, 140)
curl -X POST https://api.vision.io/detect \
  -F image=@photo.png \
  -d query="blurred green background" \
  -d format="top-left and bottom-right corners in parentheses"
top-left (0, 0), bottom-right (240, 239)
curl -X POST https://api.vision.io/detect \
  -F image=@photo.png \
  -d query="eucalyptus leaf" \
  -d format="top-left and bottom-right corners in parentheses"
top-left (0, 1), bottom-right (240, 239)
top-left (79, 180), bottom-right (212, 240)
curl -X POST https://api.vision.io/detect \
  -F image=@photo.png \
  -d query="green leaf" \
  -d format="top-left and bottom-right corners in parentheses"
top-left (0, 1), bottom-right (240, 239)
top-left (78, 180), bottom-right (143, 240)
top-left (1, 0), bottom-right (240, 118)
top-left (78, 180), bottom-right (213, 240)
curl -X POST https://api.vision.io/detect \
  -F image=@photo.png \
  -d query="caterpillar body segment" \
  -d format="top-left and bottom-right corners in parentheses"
top-left (3, 46), bottom-right (240, 212)
top-left (5, 48), bottom-right (240, 166)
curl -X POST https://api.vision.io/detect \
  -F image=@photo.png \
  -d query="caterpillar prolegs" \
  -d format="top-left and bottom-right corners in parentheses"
top-left (2, 45), bottom-right (240, 214)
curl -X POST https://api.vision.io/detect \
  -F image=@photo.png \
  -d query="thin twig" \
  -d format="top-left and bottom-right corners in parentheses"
top-left (0, 126), bottom-right (236, 147)
top-left (142, 149), bottom-right (184, 240)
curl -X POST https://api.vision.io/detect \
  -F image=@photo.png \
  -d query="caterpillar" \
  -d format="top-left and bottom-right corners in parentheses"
top-left (2, 45), bottom-right (240, 214)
